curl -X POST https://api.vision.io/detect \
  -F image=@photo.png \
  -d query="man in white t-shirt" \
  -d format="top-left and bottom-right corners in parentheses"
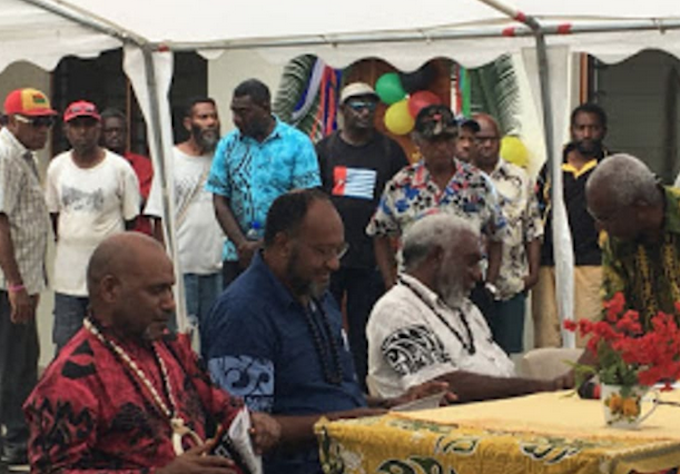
top-left (46, 101), bottom-right (140, 352)
top-left (145, 97), bottom-right (224, 331)
top-left (367, 213), bottom-right (570, 402)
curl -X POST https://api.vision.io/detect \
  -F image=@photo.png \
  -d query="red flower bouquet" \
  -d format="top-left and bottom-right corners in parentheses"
top-left (564, 292), bottom-right (680, 389)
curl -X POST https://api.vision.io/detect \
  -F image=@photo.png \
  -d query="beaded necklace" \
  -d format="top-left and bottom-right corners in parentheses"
top-left (83, 317), bottom-right (202, 455)
top-left (301, 299), bottom-right (343, 385)
top-left (398, 276), bottom-right (476, 355)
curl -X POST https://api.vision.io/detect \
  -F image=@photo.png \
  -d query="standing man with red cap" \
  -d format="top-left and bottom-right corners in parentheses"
top-left (46, 100), bottom-right (140, 352)
top-left (0, 87), bottom-right (56, 467)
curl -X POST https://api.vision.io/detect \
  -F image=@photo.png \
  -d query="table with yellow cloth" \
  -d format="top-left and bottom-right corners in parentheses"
top-left (315, 390), bottom-right (680, 474)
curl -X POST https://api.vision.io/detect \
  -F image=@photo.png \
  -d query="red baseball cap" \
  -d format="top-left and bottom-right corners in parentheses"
top-left (4, 88), bottom-right (57, 117)
top-left (64, 100), bottom-right (101, 123)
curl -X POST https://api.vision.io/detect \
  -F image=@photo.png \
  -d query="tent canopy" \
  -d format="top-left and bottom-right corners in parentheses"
top-left (3, 0), bottom-right (680, 73)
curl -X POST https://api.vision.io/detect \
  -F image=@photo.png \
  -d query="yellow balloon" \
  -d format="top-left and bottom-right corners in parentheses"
top-left (500, 135), bottom-right (529, 169)
top-left (384, 100), bottom-right (414, 135)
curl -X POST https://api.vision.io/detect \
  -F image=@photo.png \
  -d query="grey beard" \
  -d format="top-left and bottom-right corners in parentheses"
top-left (194, 129), bottom-right (219, 152)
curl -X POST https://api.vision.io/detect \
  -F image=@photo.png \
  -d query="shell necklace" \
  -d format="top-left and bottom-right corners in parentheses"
top-left (83, 317), bottom-right (202, 455)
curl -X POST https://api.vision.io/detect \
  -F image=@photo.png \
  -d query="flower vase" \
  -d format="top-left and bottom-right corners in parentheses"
top-left (601, 384), bottom-right (658, 429)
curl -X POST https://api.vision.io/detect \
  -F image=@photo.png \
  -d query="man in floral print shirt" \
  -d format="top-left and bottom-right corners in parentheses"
top-left (367, 105), bottom-right (505, 295)
top-left (472, 113), bottom-right (543, 355)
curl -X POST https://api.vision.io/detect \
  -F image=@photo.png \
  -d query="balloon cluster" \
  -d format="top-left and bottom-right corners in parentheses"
top-left (376, 70), bottom-right (442, 135)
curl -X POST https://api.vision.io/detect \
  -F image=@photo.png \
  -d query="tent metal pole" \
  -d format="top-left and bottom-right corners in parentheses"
top-left (462, 0), bottom-right (576, 347)
top-left (139, 46), bottom-right (189, 332)
top-left (532, 36), bottom-right (555, 182)
top-left (140, 47), bottom-right (173, 252)
top-left (18, 0), bottom-right (146, 45)
top-left (16, 0), bottom-right (680, 54)
top-left (160, 19), bottom-right (680, 52)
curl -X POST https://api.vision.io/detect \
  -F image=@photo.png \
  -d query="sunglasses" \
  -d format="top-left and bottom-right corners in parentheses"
top-left (346, 101), bottom-right (377, 112)
top-left (15, 114), bottom-right (56, 128)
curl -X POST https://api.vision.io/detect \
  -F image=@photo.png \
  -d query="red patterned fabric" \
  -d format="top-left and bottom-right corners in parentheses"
top-left (125, 152), bottom-right (153, 236)
top-left (24, 328), bottom-right (243, 474)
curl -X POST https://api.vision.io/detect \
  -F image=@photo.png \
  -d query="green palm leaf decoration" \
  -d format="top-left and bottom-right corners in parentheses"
top-left (272, 54), bottom-right (328, 143)
top-left (469, 54), bottom-right (520, 135)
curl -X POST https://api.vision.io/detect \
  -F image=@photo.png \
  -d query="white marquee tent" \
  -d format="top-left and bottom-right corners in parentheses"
top-left (2, 0), bottom-right (680, 342)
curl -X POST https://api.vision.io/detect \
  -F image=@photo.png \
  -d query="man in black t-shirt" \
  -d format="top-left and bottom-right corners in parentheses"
top-left (316, 82), bottom-right (408, 389)
top-left (533, 103), bottom-right (610, 348)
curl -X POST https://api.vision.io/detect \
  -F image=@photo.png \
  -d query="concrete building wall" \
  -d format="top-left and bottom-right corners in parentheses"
top-left (207, 50), bottom-right (284, 134)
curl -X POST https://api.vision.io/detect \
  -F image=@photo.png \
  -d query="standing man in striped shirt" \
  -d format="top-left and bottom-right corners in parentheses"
top-left (316, 82), bottom-right (408, 389)
top-left (0, 88), bottom-right (55, 467)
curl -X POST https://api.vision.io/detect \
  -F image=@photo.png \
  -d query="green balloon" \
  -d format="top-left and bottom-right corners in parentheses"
top-left (375, 73), bottom-right (406, 105)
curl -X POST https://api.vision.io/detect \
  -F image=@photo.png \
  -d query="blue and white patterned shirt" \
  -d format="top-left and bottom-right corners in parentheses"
top-left (206, 117), bottom-right (320, 261)
top-left (202, 252), bottom-right (365, 474)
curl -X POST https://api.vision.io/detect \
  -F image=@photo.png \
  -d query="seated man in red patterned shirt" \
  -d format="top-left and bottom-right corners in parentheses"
top-left (24, 232), bottom-right (280, 474)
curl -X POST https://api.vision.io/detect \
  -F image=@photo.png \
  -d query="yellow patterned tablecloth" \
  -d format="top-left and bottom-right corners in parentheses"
top-left (315, 390), bottom-right (680, 474)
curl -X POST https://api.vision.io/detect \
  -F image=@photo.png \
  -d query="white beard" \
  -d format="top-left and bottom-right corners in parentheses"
top-left (436, 273), bottom-right (466, 309)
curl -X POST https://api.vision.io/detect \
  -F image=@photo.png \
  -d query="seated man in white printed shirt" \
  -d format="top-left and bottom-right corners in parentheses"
top-left (367, 213), bottom-right (569, 402)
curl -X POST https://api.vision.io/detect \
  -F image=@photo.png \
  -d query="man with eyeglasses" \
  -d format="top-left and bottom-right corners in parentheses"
top-left (471, 113), bottom-right (543, 355)
top-left (46, 100), bottom-right (140, 353)
top-left (367, 105), bottom-right (505, 303)
top-left (0, 87), bottom-right (55, 466)
top-left (202, 189), bottom-right (452, 474)
top-left (316, 82), bottom-right (408, 390)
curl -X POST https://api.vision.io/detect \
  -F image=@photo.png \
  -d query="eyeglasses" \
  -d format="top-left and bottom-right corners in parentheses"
top-left (308, 242), bottom-right (350, 261)
top-left (14, 114), bottom-right (55, 128)
top-left (346, 101), bottom-right (377, 112)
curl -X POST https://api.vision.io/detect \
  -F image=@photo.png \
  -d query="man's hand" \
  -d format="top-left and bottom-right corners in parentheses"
top-left (250, 412), bottom-right (281, 454)
top-left (236, 240), bottom-right (261, 269)
top-left (9, 289), bottom-right (36, 324)
top-left (539, 373), bottom-right (574, 392)
top-left (328, 407), bottom-right (387, 421)
top-left (388, 381), bottom-right (457, 408)
top-left (552, 371), bottom-right (575, 390)
top-left (157, 443), bottom-right (237, 474)
top-left (523, 272), bottom-right (539, 292)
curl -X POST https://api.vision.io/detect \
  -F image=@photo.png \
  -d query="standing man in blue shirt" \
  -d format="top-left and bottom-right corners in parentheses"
top-left (207, 79), bottom-right (321, 288)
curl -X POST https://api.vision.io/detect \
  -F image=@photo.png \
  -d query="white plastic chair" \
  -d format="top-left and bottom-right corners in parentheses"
top-left (518, 347), bottom-right (584, 380)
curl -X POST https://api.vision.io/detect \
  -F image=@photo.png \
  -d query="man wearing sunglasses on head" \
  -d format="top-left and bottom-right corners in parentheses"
top-left (0, 87), bottom-right (56, 467)
top-left (316, 82), bottom-right (408, 390)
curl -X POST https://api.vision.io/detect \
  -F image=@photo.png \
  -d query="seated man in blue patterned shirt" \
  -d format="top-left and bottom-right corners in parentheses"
top-left (206, 78), bottom-right (321, 289)
top-left (202, 189), bottom-right (451, 474)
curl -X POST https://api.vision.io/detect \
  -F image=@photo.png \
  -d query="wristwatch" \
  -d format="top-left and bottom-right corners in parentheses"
top-left (484, 281), bottom-right (500, 300)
